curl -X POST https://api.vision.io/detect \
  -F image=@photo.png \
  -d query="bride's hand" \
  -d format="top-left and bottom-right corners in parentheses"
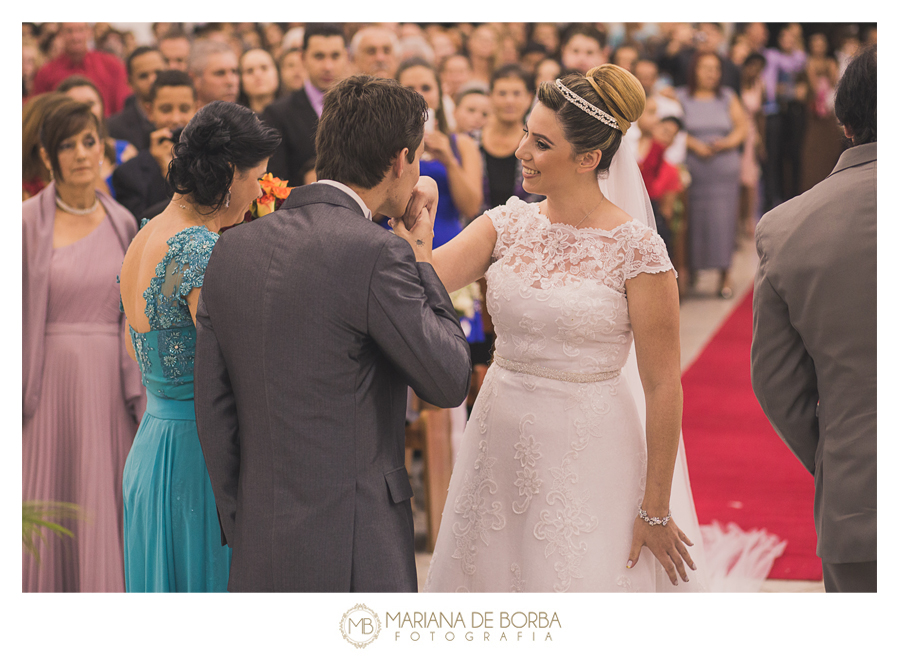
top-left (398, 176), bottom-right (438, 230)
top-left (389, 207), bottom-right (434, 264)
top-left (627, 517), bottom-right (696, 586)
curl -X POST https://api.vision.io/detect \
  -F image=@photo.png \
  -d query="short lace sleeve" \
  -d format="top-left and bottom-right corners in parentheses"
top-left (144, 226), bottom-right (219, 329)
top-left (161, 226), bottom-right (218, 297)
top-left (622, 224), bottom-right (675, 281)
top-left (486, 196), bottom-right (534, 261)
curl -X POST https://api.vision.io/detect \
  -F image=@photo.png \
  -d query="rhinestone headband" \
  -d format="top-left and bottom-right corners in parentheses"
top-left (554, 79), bottom-right (620, 132)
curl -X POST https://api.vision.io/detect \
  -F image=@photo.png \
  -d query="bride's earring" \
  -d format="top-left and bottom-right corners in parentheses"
top-left (225, 190), bottom-right (231, 209)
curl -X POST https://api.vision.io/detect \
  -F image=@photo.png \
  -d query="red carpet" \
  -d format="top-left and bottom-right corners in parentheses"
top-left (681, 290), bottom-right (822, 581)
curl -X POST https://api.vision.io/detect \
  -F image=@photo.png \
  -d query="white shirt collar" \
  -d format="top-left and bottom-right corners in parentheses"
top-left (315, 180), bottom-right (373, 221)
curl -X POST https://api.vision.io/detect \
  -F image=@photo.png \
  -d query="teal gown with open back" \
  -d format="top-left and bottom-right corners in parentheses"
top-left (122, 222), bottom-right (231, 592)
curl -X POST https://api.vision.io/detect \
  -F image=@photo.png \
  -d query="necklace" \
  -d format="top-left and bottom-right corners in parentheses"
top-left (572, 197), bottom-right (604, 229)
top-left (178, 202), bottom-right (213, 229)
top-left (55, 194), bottom-right (99, 216)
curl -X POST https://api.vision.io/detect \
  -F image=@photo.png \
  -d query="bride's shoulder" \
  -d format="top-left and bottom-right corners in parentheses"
top-left (485, 196), bottom-right (544, 232)
top-left (615, 219), bottom-right (659, 243)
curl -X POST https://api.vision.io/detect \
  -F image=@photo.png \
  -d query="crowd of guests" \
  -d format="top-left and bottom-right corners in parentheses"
top-left (22, 21), bottom-right (874, 592)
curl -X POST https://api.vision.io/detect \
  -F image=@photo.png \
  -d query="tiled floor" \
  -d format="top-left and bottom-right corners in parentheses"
top-left (412, 235), bottom-right (825, 593)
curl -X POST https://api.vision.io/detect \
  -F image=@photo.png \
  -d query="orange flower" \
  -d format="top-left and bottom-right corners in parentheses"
top-left (255, 193), bottom-right (277, 217)
top-left (259, 173), bottom-right (292, 200)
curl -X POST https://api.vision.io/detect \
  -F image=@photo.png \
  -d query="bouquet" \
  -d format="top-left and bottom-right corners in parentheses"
top-left (243, 173), bottom-right (294, 223)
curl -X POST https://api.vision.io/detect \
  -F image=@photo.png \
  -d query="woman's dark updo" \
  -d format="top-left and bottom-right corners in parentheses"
top-left (536, 63), bottom-right (645, 173)
top-left (168, 100), bottom-right (282, 212)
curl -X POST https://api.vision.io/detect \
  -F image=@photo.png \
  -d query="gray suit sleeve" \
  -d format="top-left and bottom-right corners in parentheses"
top-left (194, 286), bottom-right (240, 546)
top-left (367, 236), bottom-right (471, 408)
top-left (750, 227), bottom-right (819, 473)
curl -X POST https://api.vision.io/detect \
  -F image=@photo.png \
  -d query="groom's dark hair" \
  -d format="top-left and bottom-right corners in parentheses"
top-left (315, 75), bottom-right (429, 189)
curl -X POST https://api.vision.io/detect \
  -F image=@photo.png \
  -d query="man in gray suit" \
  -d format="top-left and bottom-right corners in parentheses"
top-left (751, 46), bottom-right (876, 592)
top-left (194, 75), bottom-right (471, 592)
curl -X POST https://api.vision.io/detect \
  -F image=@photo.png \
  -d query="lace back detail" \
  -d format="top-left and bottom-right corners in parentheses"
top-left (143, 226), bottom-right (218, 331)
top-left (129, 225), bottom-right (218, 394)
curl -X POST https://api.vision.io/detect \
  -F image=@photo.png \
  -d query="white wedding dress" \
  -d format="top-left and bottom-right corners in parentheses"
top-left (424, 197), bottom-right (709, 593)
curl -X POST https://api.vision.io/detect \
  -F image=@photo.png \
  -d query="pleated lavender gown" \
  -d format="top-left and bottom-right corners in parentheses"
top-left (22, 217), bottom-right (139, 592)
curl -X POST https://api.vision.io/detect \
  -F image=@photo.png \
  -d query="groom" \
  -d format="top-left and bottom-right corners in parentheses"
top-left (194, 75), bottom-right (472, 592)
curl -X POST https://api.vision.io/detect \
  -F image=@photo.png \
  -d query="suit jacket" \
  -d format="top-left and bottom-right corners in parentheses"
top-left (111, 150), bottom-right (170, 222)
top-left (194, 183), bottom-right (471, 592)
top-left (751, 142), bottom-right (876, 563)
top-left (106, 95), bottom-right (154, 151)
top-left (260, 88), bottom-right (318, 185)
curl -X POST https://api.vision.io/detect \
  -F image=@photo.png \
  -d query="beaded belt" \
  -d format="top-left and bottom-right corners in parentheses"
top-left (493, 355), bottom-right (621, 384)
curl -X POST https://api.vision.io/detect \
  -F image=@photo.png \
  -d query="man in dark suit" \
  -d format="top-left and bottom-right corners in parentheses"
top-left (112, 71), bottom-right (197, 221)
top-left (751, 46), bottom-right (876, 592)
top-left (194, 75), bottom-right (471, 592)
top-left (106, 46), bottom-right (165, 151)
top-left (261, 23), bottom-right (348, 185)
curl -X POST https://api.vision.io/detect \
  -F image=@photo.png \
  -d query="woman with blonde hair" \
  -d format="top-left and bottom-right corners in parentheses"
top-left (393, 64), bottom-right (707, 592)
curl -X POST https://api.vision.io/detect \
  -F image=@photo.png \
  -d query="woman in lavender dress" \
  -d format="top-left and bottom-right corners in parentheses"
top-left (676, 53), bottom-right (747, 298)
top-left (23, 98), bottom-right (145, 592)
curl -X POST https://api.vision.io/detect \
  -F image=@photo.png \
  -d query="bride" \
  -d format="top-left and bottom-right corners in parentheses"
top-left (392, 64), bottom-right (707, 592)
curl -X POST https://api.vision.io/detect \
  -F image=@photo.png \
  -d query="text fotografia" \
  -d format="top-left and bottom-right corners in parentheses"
top-left (386, 611), bottom-right (561, 642)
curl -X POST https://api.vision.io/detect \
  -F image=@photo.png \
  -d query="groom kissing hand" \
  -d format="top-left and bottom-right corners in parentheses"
top-left (194, 75), bottom-right (472, 593)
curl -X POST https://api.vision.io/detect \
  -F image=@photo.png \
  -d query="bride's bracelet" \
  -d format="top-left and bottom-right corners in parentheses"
top-left (638, 506), bottom-right (672, 527)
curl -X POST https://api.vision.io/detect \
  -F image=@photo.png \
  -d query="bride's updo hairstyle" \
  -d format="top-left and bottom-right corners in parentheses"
top-left (168, 100), bottom-right (281, 212)
top-left (537, 64), bottom-right (645, 173)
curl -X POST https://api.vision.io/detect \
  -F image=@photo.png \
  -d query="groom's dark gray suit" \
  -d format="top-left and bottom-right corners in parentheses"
top-left (194, 182), bottom-right (471, 592)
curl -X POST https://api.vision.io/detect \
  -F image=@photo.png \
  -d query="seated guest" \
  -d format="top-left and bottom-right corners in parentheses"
top-left (262, 23), bottom-right (348, 185)
top-left (453, 87), bottom-right (490, 137)
top-left (639, 112), bottom-right (685, 257)
top-left (519, 41), bottom-right (549, 75)
top-left (560, 23), bottom-right (607, 74)
top-left (279, 48), bottom-right (305, 94)
top-left (31, 22), bottom-right (132, 116)
top-left (238, 48), bottom-right (281, 115)
top-left (107, 46), bottom-right (165, 151)
top-left (22, 92), bottom-right (69, 200)
top-left (112, 71), bottom-right (197, 221)
top-left (633, 58), bottom-right (686, 165)
top-left (189, 39), bottom-right (239, 107)
top-left (440, 53), bottom-right (475, 100)
top-left (533, 56), bottom-right (562, 87)
top-left (158, 29), bottom-right (192, 72)
top-left (350, 24), bottom-right (399, 78)
top-left (612, 40), bottom-right (642, 73)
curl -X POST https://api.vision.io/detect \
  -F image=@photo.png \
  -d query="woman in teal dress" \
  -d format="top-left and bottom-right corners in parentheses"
top-left (119, 101), bottom-right (281, 592)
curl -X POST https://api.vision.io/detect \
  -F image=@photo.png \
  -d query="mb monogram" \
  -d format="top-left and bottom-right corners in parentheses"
top-left (340, 604), bottom-right (382, 648)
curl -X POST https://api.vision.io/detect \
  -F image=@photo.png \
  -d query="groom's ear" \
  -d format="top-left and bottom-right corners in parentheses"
top-left (391, 147), bottom-right (410, 180)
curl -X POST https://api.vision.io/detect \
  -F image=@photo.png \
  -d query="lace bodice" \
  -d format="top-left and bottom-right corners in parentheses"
top-left (128, 222), bottom-right (218, 400)
top-left (484, 197), bottom-right (673, 374)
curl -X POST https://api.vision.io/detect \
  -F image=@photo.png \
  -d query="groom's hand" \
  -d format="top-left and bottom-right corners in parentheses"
top-left (399, 176), bottom-right (438, 231)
